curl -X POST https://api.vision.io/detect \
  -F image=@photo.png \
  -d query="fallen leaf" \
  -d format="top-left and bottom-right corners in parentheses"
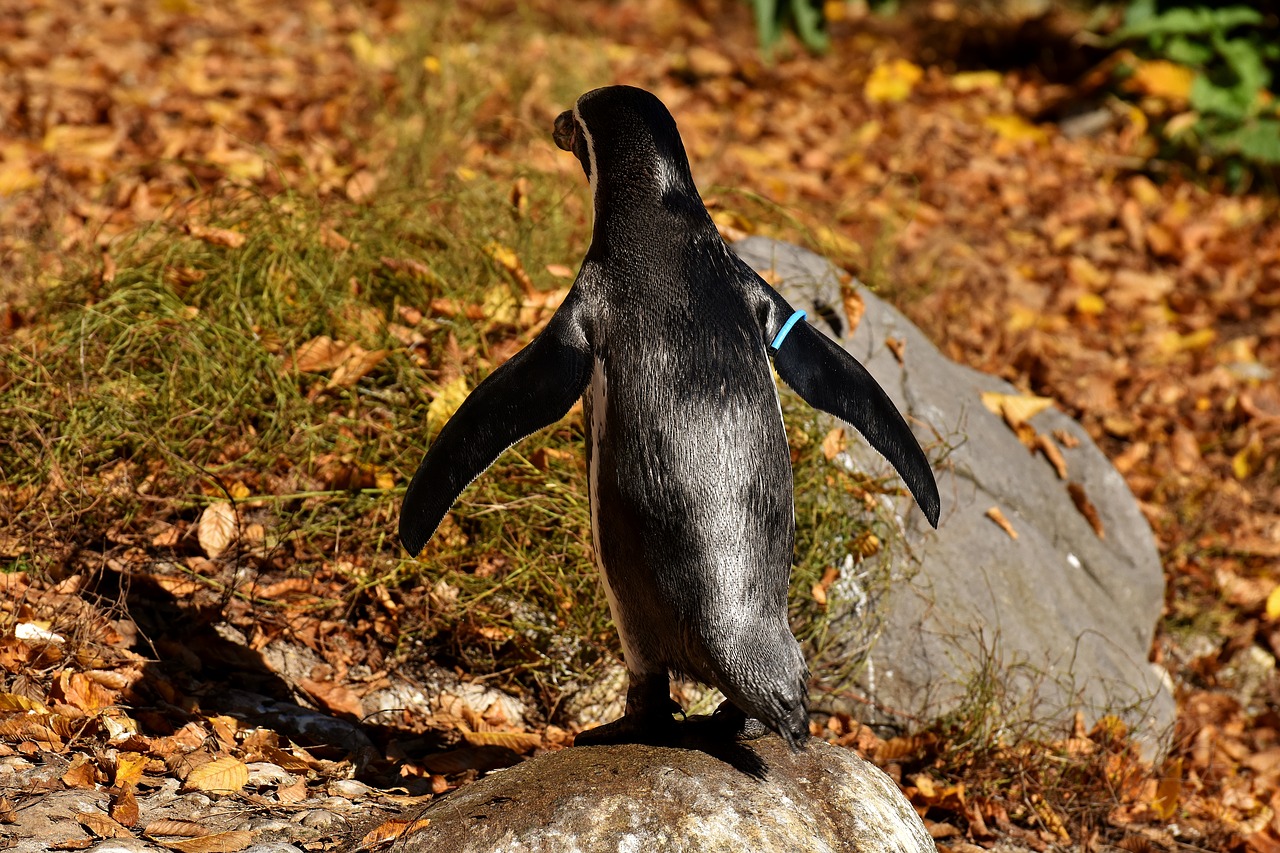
top-left (1068, 482), bottom-right (1105, 538)
top-left (864, 59), bottom-right (923, 103)
top-left (483, 241), bottom-right (535, 294)
top-left (111, 785), bottom-right (139, 828)
top-left (287, 336), bottom-right (348, 373)
top-left (197, 502), bottom-right (237, 559)
top-left (821, 427), bottom-right (846, 461)
top-left (144, 819), bottom-right (209, 835)
top-left (427, 376), bottom-right (470, 437)
top-left (1126, 60), bottom-right (1194, 102)
top-left (113, 752), bottom-right (149, 788)
top-left (1151, 757), bottom-right (1182, 820)
top-left (980, 392), bottom-right (1055, 426)
top-left (842, 286), bottom-right (865, 336)
top-left (885, 336), bottom-right (906, 364)
top-left (986, 506), bottom-right (1018, 540)
top-left (983, 114), bottom-right (1048, 144)
top-left (327, 346), bottom-right (387, 388)
top-left (461, 730), bottom-right (542, 753)
top-left (1266, 585), bottom-right (1280, 622)
top-left (162, 831), bottom-right (256, 853)
top-left (810, 564), bottom-right (840, 607)
top-left (358, 818), bottom-right (432, 850)
top-left (1035, 434), bottom-right (1069, 480)
top-left (62, 755), bottom-right (99, 789)
top-left (183, 223), bottom-right (246, 249)
top-left (77, 811), bottom-right (131, 839)
top-left (183, 756), bottom-right (249, 794)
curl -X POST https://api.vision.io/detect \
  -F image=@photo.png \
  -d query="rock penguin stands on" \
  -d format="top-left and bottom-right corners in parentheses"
top-left (399, 85), bottom-right (940, 750)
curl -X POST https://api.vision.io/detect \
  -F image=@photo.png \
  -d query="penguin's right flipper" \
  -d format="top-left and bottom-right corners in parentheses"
top-left (769, 314), bottom-right (941, 529)
top-left (399, 291), bottom-right (593, 556)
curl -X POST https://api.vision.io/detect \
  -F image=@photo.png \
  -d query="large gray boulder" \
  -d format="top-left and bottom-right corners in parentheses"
top-left (733, 237), bottom-right (1174, 756)
top-left (381, 737), bottom-right (933, 852)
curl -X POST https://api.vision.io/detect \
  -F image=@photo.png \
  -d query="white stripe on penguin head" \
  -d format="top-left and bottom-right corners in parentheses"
top-left (572, 103), bottom-right (598, 223)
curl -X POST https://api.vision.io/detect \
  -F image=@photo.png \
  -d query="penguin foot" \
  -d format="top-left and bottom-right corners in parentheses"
top-left (573, 710), bottom-right (681, 747)
top-left (682, 700), bottom-right (769, 742)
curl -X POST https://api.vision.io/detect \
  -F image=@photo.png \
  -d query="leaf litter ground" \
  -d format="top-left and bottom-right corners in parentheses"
top-left (1, 0), bottom-right (1279, 850)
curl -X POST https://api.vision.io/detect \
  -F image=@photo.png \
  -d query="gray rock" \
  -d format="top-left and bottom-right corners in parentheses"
top-left (384, 737), bottom-right (932, 852)
top-left (733, 237), bottom-right (1174, 756)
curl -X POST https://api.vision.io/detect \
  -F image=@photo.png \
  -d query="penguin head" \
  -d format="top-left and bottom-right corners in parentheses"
top-left (554, 86), bottom-right (706, 225)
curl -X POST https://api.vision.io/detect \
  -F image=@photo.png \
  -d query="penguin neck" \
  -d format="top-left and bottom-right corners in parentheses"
top-left (587, 174), bottom-right (716, 263)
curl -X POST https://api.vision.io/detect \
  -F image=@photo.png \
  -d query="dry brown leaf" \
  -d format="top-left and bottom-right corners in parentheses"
top-left (287, 336), bottom-right (348, 373)
top-left (358, 818), bottom-right (432, 850)
top-left (162, 830), bottom-right (256, 853)
top-left (111, 784), bottom-right (139, 828)
top-left (197, 502), bottom-right (237, 559)
top-left (257, 744), bottom-right (317, 772)
top-left (326, 347), bottom-right (387, 388)
top-left (842, 285), bottom-right (865, 337)
top-left (821, 427), bottom-right (846, 461)
top-left (885, 336), bottom-right (906, 364)
top-left (1035, 433), bottom-right (1068, 480)
top-left (985, 506), bottom-right (1018, 540)
top-left (144, 819), bottom-right (211, 838)
top-left (810, 564), bottom-right (840, 607)
top-left (275, 776), bottom-right (308, 804)
top-left (62, 755), bottom-right (99, 789)
top-left (461, 729), bottom-right (542, 753)
top-left (77, 811), bottom-right (131, 839)
top-left (183, 756), bottom-right (249, 794)
top-left (183, 223), bottom-right (246, 249)
top-left (1068, 483), bottom-right (1105, 539)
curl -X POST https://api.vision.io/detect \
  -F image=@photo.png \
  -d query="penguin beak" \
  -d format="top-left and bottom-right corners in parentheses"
top-left (553, 110), bottom-right (576, 152)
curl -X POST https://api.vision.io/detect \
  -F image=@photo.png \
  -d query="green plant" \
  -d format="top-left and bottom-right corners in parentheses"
top-left (1111, 1), bottom-right (1280, 175)
top-left (749, 0), bottom-right (830, 54)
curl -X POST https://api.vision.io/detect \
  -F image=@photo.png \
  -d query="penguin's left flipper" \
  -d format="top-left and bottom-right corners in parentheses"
top-left (768, 308), bottom-right (941, 528)
top-left (399, 292), bottom-right (593, 556)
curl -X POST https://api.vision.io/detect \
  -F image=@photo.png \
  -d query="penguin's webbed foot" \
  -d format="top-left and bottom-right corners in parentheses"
top-left (682, 700), bottom-right (770, 743)
top-left (573, 706), bottom-right (682, 747)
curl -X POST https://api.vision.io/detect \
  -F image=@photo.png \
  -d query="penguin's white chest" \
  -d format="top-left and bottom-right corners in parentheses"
top-left (585, 357), bottom-right (641, 663)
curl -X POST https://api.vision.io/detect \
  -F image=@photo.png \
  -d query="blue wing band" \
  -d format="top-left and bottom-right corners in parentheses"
top-left (769, 309), bottom-right (807, 351)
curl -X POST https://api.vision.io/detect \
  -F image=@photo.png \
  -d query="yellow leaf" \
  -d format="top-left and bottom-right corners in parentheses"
top-left (950, 70), bottom-right (1002, 92)
top-left (1265, 585), bottom-right (1280, 622)
top-left (0, 144), bottom-right (40, 196)
top-left (114, 752), bottom-right (150, 788)
top-left (864, 59), bottom-right (923, 103)
top-left (1232, 434), bottom-right (1264, 480)
top-left (375, 470), bottom-right (396, 490)
top-left (360, 818), bottom-right (432, 848)
top-left (197, 502), bottom-right (237, 559)
top-left (427, 376), bottom-right (470, 437)
top-left (481, 285), bottom-right (520, 327)
top-left (0, 693), bottom-right (47, 713)
top-left (1151, 757), bottom-right (1182, 820)
top-left (980, 392), bottom-right (1055, 425)
top-left (183, 756), bottom-right (249, 794)
top-left (983, 114), bottom-right (1047, 145)
top-left (422, 55), bottom-right (442, 74)
top-left (1074, 293), bottom-right (1106, 315)
top-left (1127, 60), bottom-right (1195, 102)
top-left (348, 32), bottom-right (399, 71)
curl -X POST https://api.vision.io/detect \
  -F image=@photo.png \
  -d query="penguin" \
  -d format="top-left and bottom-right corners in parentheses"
top-left (399, 85), bottom-right (940, 751)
